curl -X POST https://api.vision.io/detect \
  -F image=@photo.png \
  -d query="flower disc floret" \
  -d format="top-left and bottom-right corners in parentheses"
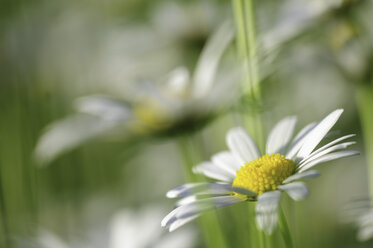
top-left (233, 153), bottom-right (296, 195)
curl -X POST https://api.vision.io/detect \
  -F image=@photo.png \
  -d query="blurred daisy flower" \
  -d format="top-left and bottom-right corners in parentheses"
top-left (261, 0), bottom-right (343, 52)
top-left (35, 22), bottom-right (238, 165)
top-left (343, 200), bottom-right (373, 242)
top-left (22, 206), bottom-right (196, 248)
top-left (162, 109), bottom-right (358, 234)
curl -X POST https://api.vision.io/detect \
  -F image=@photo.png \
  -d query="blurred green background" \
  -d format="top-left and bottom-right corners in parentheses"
top-left (1, 0), bottom-right (372, 247)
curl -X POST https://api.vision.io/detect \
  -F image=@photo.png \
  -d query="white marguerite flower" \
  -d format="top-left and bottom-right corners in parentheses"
top-left (26, 207), bottom-right (196, 248)
top-left (35, 22), bottom-right (238, 165)
top-left (342, 200), bottom-right (373, 242)
top-left (162, 109), bottom-right (359, 234)
top-left (261, 0), bottom-right (343, 52)
top-left (354, 209), bottom-right (373, 242)
top-left (108, 207), bottom-right (196, 248)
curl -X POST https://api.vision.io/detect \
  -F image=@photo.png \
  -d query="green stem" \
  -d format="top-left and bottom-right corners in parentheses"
top-left (356, 85), bottom-right (373, 202)
top-left (177, 136), bottom-right (228, 248)
top-left (0, 161), bottom-right (11, 248)
top-left (244, 0), bottom-right (260, 95)
top-left (232, 0), bottom-right (251, 94)
top-left (232, 0), bottom-right (268, 247)
top-left (242, 203), bottom-right (259, 248)
top-left (279, 207), bottom-right (294, 248)
top-left (258, 229), bottom-right (266, 248)
top-left (232, 0), bottom-right (264, 152)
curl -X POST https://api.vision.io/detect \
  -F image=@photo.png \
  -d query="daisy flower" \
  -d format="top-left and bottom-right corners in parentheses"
top-left (21, 206), bottom-right (196, 248)
top-left (261, 0), bottom-right (343, 52)
top-left (35, 22), bottom-right (237, 164)
top-left (162, 109), bottom-right (359, 233)
top-left (343, 200), bottom-right (373, 242)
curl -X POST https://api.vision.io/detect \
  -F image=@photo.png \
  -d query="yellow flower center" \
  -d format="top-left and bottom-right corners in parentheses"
top-left (232, 153), bottom-right (295, 195)
top-left (131, 98), bottom-right (172, 133)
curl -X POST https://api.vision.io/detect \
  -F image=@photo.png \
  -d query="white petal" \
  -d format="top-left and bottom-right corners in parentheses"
top-left (278, 182), bottom-right (309, 201)
top-left (261, 0), bottom-right (340, 52)
top-left (296, 109), bottom-right (344, 161)
top-left (162, 208), bottom-right (198, 230)
top-left (176, 196), bottom-right (243, 219)
top-left (298, 134), bottom-right (355, 164)
top-left (192, 21), bottom-right (234, 98)
top-left (163, 195), bottom-right (243, 231)
top-left (193, 162), bottom-right (234, 182)
top-left (293, 122), bottom-right (317, 142)
top-left (266, 116), bottom-right (297, 155)
top-left (155, 226), bottom-right (197, 248)
top-left (211, 151), bottom-right (241, 175)
top-left (298, 150), bottom-right (359, 173)
top-left (162, 206), bottom-right (200, 231)
top-left (35, 115), bottom-right (124, 165)
top-left (232, 187), bottom-right (257, 197)
top-left (161, 208), bottom-right (179, 228)
top-left (165, 67), bottom-right (191, 96)
top-left (282, 170), bottom-right (320, 183)
top-left (166, 182), bottom-right (234, 198)
top-left (169, 215), bottom-right (200, 232)
top-left (355, 211), bottom-right (373, 242)
top-left (298, 141), bottom-right (356, 169)
top-left (75, 95), bottom-right (132, 122)
top-left (167, 183), bottom-right (255, 199)
top-left (343, 200), bottom-right (371, 217)
top-left (226, 127), bottom-right (261, 164)
top-left (256, 190), bottom-right (281, 234)
top-left (357, 211), bottom-right (373, 227)
top-left (109, 208), bottom-right (163, 248)
top-left (176, 196), bottom-right (197, 206)
top-left (286, 122), bottom-right (317, 159)
top-left (302, 133), bottom-right (356, 157)
top-left (357, 225), bottom-right (373, 242)
top-left (37, 230), bottom-right (69, 248)
top-left (166, 183), bottom-right (202, 198)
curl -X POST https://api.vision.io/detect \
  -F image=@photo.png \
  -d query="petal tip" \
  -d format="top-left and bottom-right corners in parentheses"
top-left (166, 191), bottom-right (176, 198)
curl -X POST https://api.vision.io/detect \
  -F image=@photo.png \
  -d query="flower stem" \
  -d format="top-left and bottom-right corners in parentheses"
top-left (232, 0), bottom-right (264, 152)
top-left (0, 166), bottom-right (11, 248)
top-left (177, 136), bottom-right (228, 248)
top-left (279, 207), bottom-right (294, 248)
top-left (258, 229), bottom-right (266, 248)
top-left (232, 1), bottom-right (269, 246)
top-left (357, 84), bottom-right (373, 202)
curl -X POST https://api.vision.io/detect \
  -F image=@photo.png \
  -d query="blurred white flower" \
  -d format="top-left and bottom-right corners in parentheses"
top-left (162, 109), bottom-right (358, 234)
top-left (342, 200), bottom-right (373, 242)
top-left (261, 0), bottom-right (342, 52)
top-left (35, 21), bottom-right (239, 165)
top-left (109, 207), bottom-right (196, 248)
top-left (31, 207), bottom-right (196, 248)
